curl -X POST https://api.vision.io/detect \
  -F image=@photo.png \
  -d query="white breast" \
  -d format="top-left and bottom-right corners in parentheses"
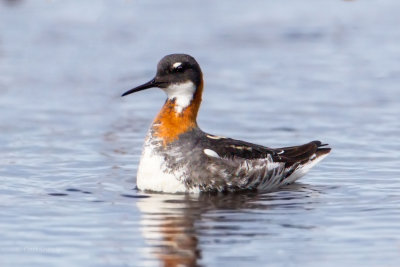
top-left (136, 139), bottom-right (197, 193)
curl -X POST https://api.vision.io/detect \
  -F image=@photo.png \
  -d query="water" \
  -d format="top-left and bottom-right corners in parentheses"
top-left (1, 1), bottom-right (400, 266)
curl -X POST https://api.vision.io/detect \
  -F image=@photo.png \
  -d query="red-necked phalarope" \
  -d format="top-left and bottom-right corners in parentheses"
top-left (122, 54), bottom-right (331, 193)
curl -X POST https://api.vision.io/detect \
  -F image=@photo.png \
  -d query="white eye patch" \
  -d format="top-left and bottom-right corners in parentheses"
top-left (173, 62), bottom-right (182, 68)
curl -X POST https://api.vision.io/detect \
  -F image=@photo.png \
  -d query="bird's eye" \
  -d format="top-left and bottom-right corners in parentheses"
top-left (172, 62), bottom-right (184, 73)
top-left (175, 65), bottom-right (184, 72)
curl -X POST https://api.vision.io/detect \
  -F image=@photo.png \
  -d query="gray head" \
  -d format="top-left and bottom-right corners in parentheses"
top-left (122, 54), bottom-right (203, 97)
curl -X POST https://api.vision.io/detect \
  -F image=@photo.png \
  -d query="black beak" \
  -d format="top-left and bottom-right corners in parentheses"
top-left (121, 78), bottom-right (161, 97)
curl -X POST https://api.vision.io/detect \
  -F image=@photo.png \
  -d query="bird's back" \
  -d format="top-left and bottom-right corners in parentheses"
top-left (136, 127), bottom-right (330, 193)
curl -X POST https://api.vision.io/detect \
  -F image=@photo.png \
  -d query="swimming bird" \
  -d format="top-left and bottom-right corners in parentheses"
top-left (122, 54), bottom-right (331, 193)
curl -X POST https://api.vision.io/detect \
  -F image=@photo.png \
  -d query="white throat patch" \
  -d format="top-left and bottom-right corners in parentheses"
top-left (163, 81), bottom-right (196, 113)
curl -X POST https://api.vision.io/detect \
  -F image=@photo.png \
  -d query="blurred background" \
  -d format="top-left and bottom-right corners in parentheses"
top-left (0, 1), bottom-right (399, 266)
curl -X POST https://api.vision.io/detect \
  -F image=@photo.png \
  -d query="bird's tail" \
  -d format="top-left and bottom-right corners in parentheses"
top-left (281, 141), bottom-right (331, 184)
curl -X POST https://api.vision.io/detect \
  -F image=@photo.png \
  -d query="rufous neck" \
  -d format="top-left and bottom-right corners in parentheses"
top-left (151, 80), bottom-right (203, 145)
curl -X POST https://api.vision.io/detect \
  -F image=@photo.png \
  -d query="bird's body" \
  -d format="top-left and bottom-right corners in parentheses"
top-left (122, 54), bottom-right (331, 193)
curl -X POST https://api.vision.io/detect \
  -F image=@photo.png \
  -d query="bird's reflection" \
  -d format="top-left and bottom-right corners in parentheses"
top-left (136, 191), bottom-right (265, 266)
top-left (136, 193), bottom-right (200, 266)
top-left (136, 184), bottom-right (323, 266)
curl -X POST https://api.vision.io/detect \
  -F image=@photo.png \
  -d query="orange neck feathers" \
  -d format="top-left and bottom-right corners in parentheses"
top-left (152, 81), bottom-right (203, 146)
